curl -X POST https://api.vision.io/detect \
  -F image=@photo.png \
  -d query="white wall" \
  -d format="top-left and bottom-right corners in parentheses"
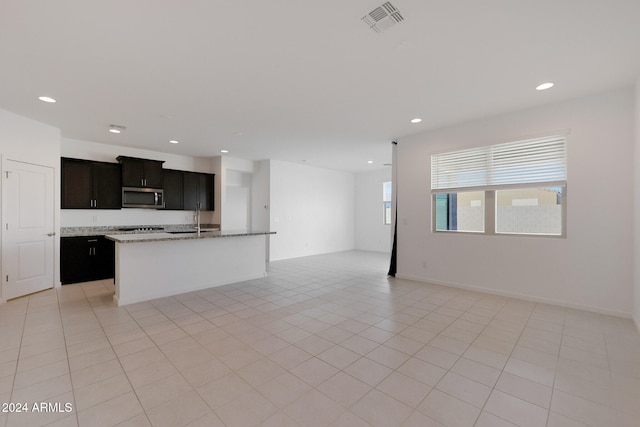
top-left (210, 156), bottom-right (222, 225)
top-left (0, 109), bottom-right (61, 287)
top-left (269, 160), bottom-right (355, 261)
top-left (634, 78), bottom-right (640, 331)
top-left (61, 138), bottom-right (216, 227)
top-left (396, 87), bottom-right (635, 317)
top-left (355, 168), bottom-right (392, 253)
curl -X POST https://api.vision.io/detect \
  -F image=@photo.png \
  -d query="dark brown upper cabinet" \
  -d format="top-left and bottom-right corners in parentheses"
top-left (162, 170), bottom-right (214, 211)
top-left (61, 158), bottom-right (121, 209)
top-left (183, 172), bottom-right (214, 211)
top-left (162, 169), bottom-right (184, 210)
top-left (117, 156), bottom-right (164, 188)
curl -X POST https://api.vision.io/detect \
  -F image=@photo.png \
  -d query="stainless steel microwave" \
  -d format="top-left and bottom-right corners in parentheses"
top-left (122, 187), bottom-right (164, 208)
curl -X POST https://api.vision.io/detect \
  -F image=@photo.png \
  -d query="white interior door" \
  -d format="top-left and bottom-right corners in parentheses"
top-left (2, 159), bottom-right (55, 300)
top-left (224, 186), bottom-right (250, 230)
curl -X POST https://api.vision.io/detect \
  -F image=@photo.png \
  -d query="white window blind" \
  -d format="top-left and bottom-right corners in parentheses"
top-left (431, 135), bottom-right (566, 191)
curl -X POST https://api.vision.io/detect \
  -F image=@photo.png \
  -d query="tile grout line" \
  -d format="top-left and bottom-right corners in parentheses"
top-left (79, 280), bottom-right (153, 427)
top-left (545, 306), bottom-right (567, 427)
top-left (4, 296), bottom-right (28, 427)
top-left (53, 285), bottom-right (80, 427)
top-left (467, 298), bottom-right (538, 427)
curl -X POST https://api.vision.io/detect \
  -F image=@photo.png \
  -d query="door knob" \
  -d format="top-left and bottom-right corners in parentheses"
top-left (46, 232), bottom-right (56, 237)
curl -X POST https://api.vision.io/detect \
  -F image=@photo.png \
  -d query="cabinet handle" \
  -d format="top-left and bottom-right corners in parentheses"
top-left (94, 199), bottom-right (97, 208)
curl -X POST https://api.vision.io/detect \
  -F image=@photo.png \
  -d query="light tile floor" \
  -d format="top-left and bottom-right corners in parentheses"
top-left (1, 250), bottom-right (640, 426)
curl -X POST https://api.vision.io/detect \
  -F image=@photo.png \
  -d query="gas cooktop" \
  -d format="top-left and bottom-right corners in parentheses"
top-left (117, 226), bottom-right (165, 232)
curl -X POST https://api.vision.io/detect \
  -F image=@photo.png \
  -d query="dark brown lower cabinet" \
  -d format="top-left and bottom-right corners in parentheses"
top-left (61, 236), bottom-right (115, 284)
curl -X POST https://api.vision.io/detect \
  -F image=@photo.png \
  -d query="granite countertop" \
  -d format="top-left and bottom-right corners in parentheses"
top-left (60, 224), bottom-right (220, 237)
top-left (104, 229), bottom-right (275, 243)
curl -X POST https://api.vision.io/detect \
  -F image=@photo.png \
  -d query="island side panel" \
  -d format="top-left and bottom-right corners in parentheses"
top-left (114, 234), bottom-right (266, 306)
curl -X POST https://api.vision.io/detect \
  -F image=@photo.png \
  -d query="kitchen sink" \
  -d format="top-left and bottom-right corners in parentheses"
top-left (167, 228), bottom-right (219, 234)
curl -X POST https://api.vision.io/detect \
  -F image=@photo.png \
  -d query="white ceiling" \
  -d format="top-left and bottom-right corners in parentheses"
top-left (1, 0), bottom-right (639, 172)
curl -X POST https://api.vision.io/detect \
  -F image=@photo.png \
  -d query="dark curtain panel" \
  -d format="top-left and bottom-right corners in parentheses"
top-left (388, 141), bottom-right (398, 277)
top-left (387, 203), bottom-right (397, 276)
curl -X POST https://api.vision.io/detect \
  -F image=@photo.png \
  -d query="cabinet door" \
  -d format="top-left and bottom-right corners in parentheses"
top-left (120, 158), bottom-right (145, 187)
top-left (163, 169), bottom-right (184, 210)
top-left (61, 158), bottom-right (93, 208)
top-left (94, 237), bottom-right (115, 280)
top-left (94, 162), bottom-right (122, 209)
top-left (183, 172), bottom-right (200, 210)
top-left (61, 237), bottom-right (92, 284)
top-left (143, 160), bottom-right (164, 188)
top-left (199, 174), bottom-right (215, 211)
top-left (183, 172), bottom-right (215, 211)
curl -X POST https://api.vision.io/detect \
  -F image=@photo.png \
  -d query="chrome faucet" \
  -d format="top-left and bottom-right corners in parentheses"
top-left (195, 202), bottom-right (201, 236)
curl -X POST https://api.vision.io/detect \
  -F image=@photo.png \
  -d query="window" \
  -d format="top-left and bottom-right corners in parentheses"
top-left (383, 181), bottom-right (392, 225)
top-left (495, 187), bottom-right (563, 235)
top-left (435, 191), bottom-right (485, 232)
top-left (431, 135), bottom-right (567, 237)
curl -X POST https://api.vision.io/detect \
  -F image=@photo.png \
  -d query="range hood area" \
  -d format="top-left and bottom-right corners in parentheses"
top-left (117, 156), bottom-right (165, 209)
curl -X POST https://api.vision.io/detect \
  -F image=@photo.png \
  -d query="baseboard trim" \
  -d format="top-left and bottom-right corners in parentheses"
top-left (395, 274), bottom-right (632, 319)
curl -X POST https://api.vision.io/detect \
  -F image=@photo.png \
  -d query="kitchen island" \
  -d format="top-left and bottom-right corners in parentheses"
top-left (105, 230), bottom-right (274, 306)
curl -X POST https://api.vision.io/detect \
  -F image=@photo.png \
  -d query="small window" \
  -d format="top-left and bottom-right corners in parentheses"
top-left (496, 187), bottom-right (563, 235)
top-left (435, 191), bottom-right (485, 232)
top-left (383, 181), bottom-right (392, 225)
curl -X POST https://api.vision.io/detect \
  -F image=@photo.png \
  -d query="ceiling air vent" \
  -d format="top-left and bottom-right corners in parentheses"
top-left (362, 2), bottom-right (404, 33)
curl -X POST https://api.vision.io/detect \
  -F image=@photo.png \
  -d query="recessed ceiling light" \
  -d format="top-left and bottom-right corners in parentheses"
top-left (410, 118), bottom-right (422, 124)
top-left (169, 140), bottom-right (179, 144)
top-left (220, 149), bottom-right (229, 153)
top-left (108, 124), bottom-right (126, 134)
top-left (367, 160), bottom-right (374, 164)
top-left (536, 82), bottom-right (554, 91)
top-left (38, 96), bottom-right (56, 103)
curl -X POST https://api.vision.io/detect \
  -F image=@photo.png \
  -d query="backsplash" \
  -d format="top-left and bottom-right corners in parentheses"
top-left (60, 208), bottom-right (216, 228)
